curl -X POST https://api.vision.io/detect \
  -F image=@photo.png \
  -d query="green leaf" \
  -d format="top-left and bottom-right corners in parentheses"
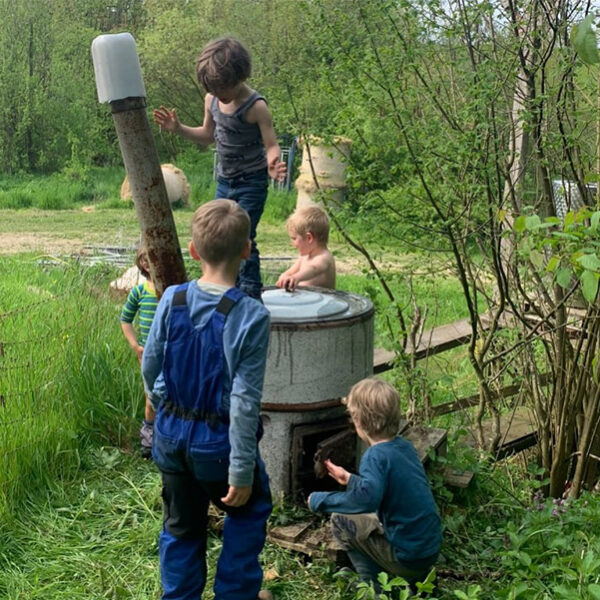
top-left (589, 583), bottom-right (600, 599)
top-left (514, 215), bottom-right (526, 234)
top-left (556, 267), bottom-right (572, 288)
top-left (525, 215), bottom-right (542, 231)
top-left (581, 270), bottom-right (599, 302)
top-left (529, 249), bottom-right (544, 268)
top-left (546, 256), bottom-right (560, 273)
top-left (591, 211), bottom-right (600, 232)
top-left (577, 253), bottom-right (600, 271)
top-left (571, 15), bottom-right (600, 65)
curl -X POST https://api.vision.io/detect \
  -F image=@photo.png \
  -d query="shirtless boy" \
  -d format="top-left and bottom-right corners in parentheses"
top-left (276, 205), bottom-right (335, 291)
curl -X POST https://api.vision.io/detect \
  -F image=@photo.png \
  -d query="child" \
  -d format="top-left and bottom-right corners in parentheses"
top-left (119, 244), bottom-right (158, 459)
top-left (153, 36), bottom-right (286, 300)
top-left (142, 199), bottom-right (273, 600)
top-left (276, 205), bottom-right (336, 291)
top-left (308, 377), bottom-right (441, 593)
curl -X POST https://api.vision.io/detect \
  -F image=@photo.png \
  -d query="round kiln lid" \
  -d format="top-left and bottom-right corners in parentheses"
top-left (262, 287), bottom-right (372, 324)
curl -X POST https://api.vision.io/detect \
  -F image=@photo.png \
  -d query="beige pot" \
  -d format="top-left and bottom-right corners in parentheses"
top-left (295, 137), bottom-right (351, 208)
top-left (121, 163), bottom-right (190, 205)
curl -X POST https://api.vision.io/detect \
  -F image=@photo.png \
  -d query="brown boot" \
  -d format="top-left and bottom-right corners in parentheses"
top-left (257, 590), bottom-right (273, 600)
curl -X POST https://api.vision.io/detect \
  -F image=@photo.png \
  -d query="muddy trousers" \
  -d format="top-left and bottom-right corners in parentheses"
top-left (331, 513), bottom-right (436, 592)
top-left (159, 459), bottom-right (272, 600)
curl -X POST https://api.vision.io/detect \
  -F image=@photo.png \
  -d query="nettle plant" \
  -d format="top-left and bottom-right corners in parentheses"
top-left (510, 206), bottom-right (600, 498)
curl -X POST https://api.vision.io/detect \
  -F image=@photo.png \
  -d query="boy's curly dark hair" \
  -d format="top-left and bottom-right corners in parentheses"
top-left (196, 37), bottom-right (251, 93)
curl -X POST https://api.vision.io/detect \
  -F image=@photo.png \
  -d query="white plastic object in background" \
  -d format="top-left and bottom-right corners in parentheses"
top-left (91, 33), bottom-right (146, 103)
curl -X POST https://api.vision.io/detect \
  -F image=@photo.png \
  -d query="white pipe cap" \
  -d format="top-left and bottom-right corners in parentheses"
top-left (91, 33), bottom-right (146, 103)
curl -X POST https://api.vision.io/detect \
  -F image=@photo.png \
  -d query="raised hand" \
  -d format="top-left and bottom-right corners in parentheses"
top-left (153, 106), bottom-right (180, 133)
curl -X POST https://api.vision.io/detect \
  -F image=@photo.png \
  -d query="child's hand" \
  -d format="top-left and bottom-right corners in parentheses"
top-left (268, 155), bottom-right (287, 182)
top-left (153, 106), bottom-right (180, 133)
top-left (276, 274), bottom-right (298, 292)
top-left (221, 484), bottom-right (252, 507)
top-left (324, 459), bottom-right (350, 486)
top-left (135, 345), bottom-right (144, 363)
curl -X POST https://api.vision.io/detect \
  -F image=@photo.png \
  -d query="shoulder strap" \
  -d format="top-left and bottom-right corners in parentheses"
top-left (215, 287), bottom-right (246, 316)
top-left (233, 91), bottom-right (266, 119)
top-left (172, 282), bottom-right (190, 306)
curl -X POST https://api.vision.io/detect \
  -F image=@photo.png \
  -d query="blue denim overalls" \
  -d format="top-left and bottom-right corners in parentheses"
top-left (153, 283), bottom-right (272, 600)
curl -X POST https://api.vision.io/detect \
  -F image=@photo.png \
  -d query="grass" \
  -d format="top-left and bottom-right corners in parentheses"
top-left (0, 257), bottom-right (143, 524)
top-left (1, 245), bottom-right (598, 598)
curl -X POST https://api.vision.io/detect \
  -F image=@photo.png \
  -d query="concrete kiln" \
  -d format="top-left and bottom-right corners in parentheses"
top-left (260, 286), bottom-right (374, 499)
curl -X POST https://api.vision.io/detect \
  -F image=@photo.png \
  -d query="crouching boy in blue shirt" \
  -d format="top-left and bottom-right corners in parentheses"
top-left (308, 377), bottom-right (441, 593)
top-left (142, 199), bottom-right (272, 600)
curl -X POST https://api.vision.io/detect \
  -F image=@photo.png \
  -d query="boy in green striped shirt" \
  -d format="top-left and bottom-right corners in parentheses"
top-left (120, 244), bottom-right (159, 458)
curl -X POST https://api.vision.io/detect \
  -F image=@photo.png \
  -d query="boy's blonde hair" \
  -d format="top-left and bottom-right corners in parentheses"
top-left (191, 199), bottom-right (250, 265)
top-left (286, 205), bottom-right (330, 244)
top-left (196, 37), bottom-right (251, 93)
top-left (135, 243), bottom-right (150, 279)
top-left (344, 378), bottom-right (401, 440)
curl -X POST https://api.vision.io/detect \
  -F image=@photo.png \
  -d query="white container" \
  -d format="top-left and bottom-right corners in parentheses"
top-left (91, 33), bottom-right (146, 103)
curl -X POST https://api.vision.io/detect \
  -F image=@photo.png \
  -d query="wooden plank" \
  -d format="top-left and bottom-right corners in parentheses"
top-left (403, 425), bottom-right (447, 465)
top-left (267, 520), bottom-right (344, 561)
top-left (432, 372), bottom-right (551, 417)
top-left (269, 522), bottom-right (312, 543)
top-left (462, 406), bottom-right (538, 459)
top-left (373, 347), bottom-right (396, 374)
top-left (442, 468), bottom-right (474, 488)
top-left (373, 314), bottom-right (498, 373)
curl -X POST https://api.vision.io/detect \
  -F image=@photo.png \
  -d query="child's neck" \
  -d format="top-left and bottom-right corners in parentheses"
top-left (198, 262), bottom-right (239, 288)
top-left (306, 242), bottom-right (327, 259)
top-left (366, 435), bottom-right (394, 446)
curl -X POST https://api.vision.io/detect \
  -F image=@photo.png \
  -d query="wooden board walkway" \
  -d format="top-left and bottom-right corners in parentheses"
top-left (462, 406), bottom-right (538, 459)
top-left (374, 315), bottom-right (494, 373)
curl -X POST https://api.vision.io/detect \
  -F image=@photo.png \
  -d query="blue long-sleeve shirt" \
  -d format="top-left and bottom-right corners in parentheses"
top-left (309, 437), bottom-right (441, 562)
top-left (142, 281), bottom-right (270, 488)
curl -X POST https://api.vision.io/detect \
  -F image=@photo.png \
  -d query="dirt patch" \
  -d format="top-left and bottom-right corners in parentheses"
top-left (0, 233), bottom-right (87, 255)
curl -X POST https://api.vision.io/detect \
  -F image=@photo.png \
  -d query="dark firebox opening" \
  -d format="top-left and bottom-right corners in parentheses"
top-left (290, 417), bottom-right (358, 501)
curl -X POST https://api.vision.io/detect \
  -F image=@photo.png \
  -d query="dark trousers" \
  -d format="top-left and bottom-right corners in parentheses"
top-left (158, 457), bottom-right (272, 600)
top-left (215, 170), bottom-right (268, 300)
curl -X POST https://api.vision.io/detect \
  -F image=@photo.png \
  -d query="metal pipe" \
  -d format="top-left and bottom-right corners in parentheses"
top-left (110, 97), bottom-right (187, 296)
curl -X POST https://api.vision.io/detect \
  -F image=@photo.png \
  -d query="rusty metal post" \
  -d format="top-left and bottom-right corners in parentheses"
top-left (110, 97), bottom-right (187, 295)
top-left (91, 33), bottom-right (186, 297)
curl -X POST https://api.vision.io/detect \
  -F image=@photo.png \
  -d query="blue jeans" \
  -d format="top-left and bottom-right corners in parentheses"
top-left (215, 170), bottom-right (268, 299)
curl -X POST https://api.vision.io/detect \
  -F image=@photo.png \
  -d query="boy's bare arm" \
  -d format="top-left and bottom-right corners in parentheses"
top-left (280, 253), bottom-right (331, 291)
top-left (121, 322), bottom-right (144, 362)
top-left (249, 100), bottom-right (286, 181)
top-left (276, 257), bottom-right (301, 288)
top-left (153, 94), bottom-right (215, 146)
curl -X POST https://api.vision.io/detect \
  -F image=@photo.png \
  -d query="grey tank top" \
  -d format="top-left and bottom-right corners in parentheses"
top-left (210, 90), bottom-right (268, 179)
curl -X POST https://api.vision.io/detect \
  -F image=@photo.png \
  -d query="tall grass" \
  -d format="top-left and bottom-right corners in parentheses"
top-left (0, 257), bottom-right (142, 525)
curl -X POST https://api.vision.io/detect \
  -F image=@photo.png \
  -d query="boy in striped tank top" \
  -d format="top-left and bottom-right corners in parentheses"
top-left (120, 244), bottom-right (159, 458)
top-left (153, 37), bottom-right (287, 301)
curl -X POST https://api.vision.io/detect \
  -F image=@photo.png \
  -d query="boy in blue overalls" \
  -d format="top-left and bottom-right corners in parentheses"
top-left (142, 199), bottom-right (272, 600)
top-left (153, 36), bottom-right (286, 300)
